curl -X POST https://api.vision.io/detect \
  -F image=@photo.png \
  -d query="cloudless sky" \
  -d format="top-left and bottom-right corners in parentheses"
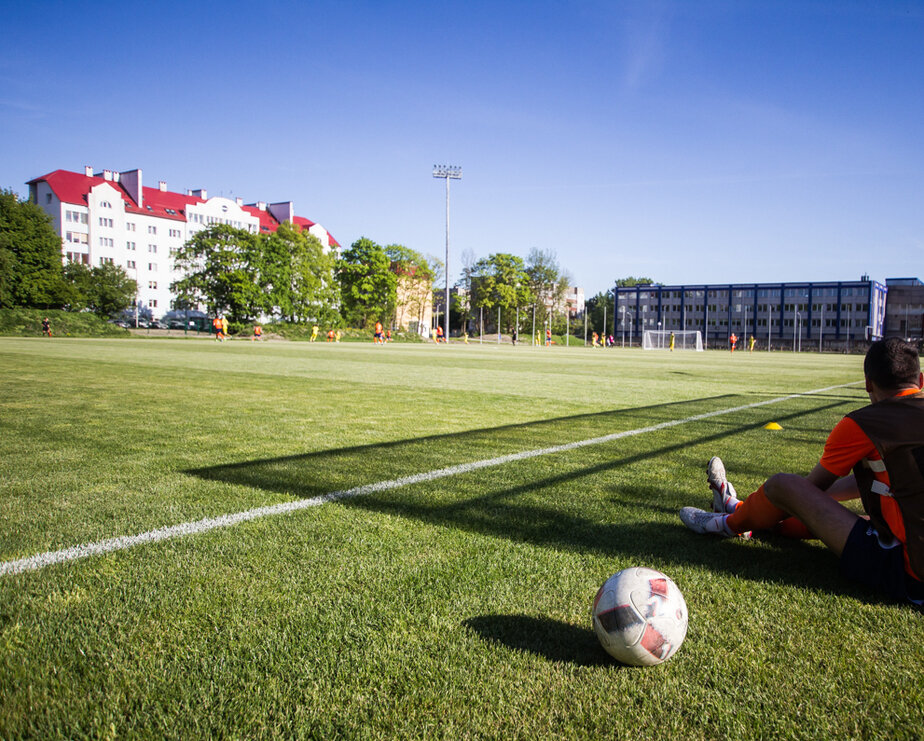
top-left (2, 0), bottom-right (922, 296)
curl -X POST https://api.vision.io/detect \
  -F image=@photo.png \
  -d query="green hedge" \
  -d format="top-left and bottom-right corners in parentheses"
top-left (0, 308), bottom-right (130, 338)
top-left (263, 323), bottom-right (425, 342)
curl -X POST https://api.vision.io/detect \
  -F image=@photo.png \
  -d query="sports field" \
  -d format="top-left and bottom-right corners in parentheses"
top-left (1, 337), bottom-right (921, 739)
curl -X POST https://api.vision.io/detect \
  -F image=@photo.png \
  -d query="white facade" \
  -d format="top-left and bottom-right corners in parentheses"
top-left (28, 166), bottom-right (339, 318)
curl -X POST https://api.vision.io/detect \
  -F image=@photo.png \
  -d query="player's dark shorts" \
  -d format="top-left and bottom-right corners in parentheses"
top-left (840, 519), bottom-right (924, 606)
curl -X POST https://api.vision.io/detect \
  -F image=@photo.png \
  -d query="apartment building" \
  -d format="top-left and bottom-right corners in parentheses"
top-left (28, 166), bottom-right (339, 317)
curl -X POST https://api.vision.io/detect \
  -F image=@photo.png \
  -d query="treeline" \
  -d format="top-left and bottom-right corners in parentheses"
top-left (172, 227), bottom-right (437, 329)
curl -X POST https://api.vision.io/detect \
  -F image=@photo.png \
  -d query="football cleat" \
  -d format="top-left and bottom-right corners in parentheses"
top-left (680, 506), bottom-right (751, 539)
top-left (707, 456), bottom-right (740, 514)
top-left (680, 507), bottom-right (732, 536)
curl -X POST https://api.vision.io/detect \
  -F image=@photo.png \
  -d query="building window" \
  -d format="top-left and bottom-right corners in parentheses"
top-left (100, 200), bottom-right (111, 208)
top-left (99, 217), bottom-right (113, 227)
top-left (100, 257), bottom-right (113, 265)
top-left (147, 225), bottom-right (157, 234)
top-left (148, 281), bottom-right (157, 289)
top-left (99, 237), bottom-right (114, 247)
top-left (148, 244), bottom-right (157, 253)
top-left (45, 193), bottom-right (52, 204)
top-left (169, 228), bottom-right (181, 238)
top-left (150, 299), bottom-right (158, 308)
top-left (148, 263), bottom-right (157, 271)
top-left (127, 241), bottom-right (136, 250)
top-left (127, 260), bottom-right (136, 269)
top-left (127, 222), bottom-right (136, 232)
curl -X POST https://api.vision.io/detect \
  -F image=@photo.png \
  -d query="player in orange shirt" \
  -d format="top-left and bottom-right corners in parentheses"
top-left (680, 338), bottom-right (924, 605)
top-left (374, 321), bottom-right (383, 344)
top-left (729, 332), bottom-right (737, 352)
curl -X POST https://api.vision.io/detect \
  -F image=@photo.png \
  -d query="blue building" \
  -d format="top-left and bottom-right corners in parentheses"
top-left (613, 278), bottom-right (888, 349)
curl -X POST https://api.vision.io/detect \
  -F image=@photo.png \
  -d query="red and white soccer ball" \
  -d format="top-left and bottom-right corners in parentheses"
top-left (592, 567), bottom-right (688, 666)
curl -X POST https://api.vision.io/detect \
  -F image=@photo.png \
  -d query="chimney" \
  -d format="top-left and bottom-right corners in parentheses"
top-left (190, 189), bottom-right (207, 200)
top-left (103, 169), bottom-right (113, 181)
top-left (84, 165), bottom-right (93, 177)
top-left (257, 201), bottom-right (266, 211)
top-left (120, 169), bottom-right (143, 208)
top-left (159, 181), bottom-right (167, 192)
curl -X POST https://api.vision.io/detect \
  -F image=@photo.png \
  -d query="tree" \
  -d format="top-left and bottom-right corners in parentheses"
top-left (616, 276), bottom-right (654, 287)
top-left (60, 262), bottom-right (135, 318)
top-left (470, 253), bottom-right (532, 332)
top-left (88, 263), bottom-right (137, 318)
top-left (171, 224), bottom-right (263, 322)
top-left (261, 222), bottom-right (339, 324)
top-left (0, 188), bottom-right (69, 308)
top-left (525, 248), bottom-right (569, 313)
top-left (337, 237), bottom-right (396, 328)
top-left (586, 290), bottom-right (616, 337)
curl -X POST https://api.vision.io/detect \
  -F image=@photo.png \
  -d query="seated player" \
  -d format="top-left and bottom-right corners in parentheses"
top-left (679, 338), bottom-right (924, 606)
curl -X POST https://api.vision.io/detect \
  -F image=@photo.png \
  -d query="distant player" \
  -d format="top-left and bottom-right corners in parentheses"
top-left (327, 329), bottom-right (335, 342)
top-left (679, 338), bottom-right (924, 606)
top-left (221, 315), bottom-right (229, 341)
top-left (546, 328), bottom-right (552, 346)
top-left (435, 325), bottom-right (444, 343)
top-left (748, 334), bottom-right (756, 353)
top-left (729, 332), bottom-right (738, 352)
top-left (592, 332), bottom-right (599, 348)
top-left (669, 332), bottom-right (675, 352)
top-left (386, 329), bottom-right (392, 343)
top-left (213, 316), bottom-right (223, 341)
top-left (253, 324), bottom-right (262, 341)
top-left (42, 317), bottom-right (52, 337)
top-left (374, 321), bottom-right (383, 344)
top-left (310, 325), bottom-right (319, 342)
top-left (335, 330), bottom-right (342, 342)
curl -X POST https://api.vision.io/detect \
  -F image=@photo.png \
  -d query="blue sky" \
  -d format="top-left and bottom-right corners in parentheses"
top-left (1, 1), bottom-right (922, 296)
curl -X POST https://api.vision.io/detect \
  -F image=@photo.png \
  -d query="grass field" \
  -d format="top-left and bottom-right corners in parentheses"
top-left (1, 337), bottom-right (922, 739)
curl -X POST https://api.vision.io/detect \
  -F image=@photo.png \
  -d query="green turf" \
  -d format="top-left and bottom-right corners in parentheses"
top-left (1, 338), bottom-right (921, 739)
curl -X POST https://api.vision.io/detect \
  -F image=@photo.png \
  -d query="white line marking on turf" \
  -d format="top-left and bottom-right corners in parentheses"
top-left (1, 382), bottom-right (859, 576)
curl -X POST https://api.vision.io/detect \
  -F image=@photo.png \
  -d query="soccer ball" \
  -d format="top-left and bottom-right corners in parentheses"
top-left (591, 567), bottom-right (688, 666)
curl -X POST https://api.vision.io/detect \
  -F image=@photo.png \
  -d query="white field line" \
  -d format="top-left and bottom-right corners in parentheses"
top-left (1, 382), bottom-right (859, 577)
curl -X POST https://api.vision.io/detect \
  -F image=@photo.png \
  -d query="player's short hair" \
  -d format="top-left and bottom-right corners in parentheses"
top-left (864, 338), bottom-right (921, 390)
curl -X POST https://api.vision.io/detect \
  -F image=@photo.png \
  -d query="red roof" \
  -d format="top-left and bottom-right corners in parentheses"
top-left (28, 168), bottom-right (337, 243)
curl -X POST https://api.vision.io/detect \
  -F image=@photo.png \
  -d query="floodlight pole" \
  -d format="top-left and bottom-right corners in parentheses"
top-left (433, 165), bottom-right (461, 345)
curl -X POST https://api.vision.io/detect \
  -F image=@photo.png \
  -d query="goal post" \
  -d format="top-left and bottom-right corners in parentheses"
top-left (642, 329), bottom-right (703, 351)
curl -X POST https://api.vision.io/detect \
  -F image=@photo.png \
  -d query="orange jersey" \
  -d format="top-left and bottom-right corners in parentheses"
top-left (820, 387), bottom-right (923, 578)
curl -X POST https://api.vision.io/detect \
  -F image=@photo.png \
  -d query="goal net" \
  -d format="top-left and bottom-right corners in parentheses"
top-left (642, 329), bottom-right (703, 351)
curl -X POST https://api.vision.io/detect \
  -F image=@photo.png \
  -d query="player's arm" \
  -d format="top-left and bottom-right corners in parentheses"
top-left (805, 463), bottom-right (860, 501)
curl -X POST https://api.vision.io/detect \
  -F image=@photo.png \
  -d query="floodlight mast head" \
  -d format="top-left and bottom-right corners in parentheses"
top-left (433, 165), bottom-right (462, 180)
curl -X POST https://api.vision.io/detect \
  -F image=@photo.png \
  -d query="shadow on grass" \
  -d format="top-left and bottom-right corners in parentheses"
top-left (185, 392), bottom-right (884, 602)
top-left (463, 615), bottom-right (612, 668)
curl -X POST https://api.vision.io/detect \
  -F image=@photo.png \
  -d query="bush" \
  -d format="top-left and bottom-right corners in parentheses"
top-left (263, 322), bottom-right (425, 342)
top-left (0, 308), bottom-right (130, 338)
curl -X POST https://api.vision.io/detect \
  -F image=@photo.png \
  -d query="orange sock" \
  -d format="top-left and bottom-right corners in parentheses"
top-left (772, 517), bottom-right (814, 539)
top-left (726, 484), bottom-right (788, 533)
